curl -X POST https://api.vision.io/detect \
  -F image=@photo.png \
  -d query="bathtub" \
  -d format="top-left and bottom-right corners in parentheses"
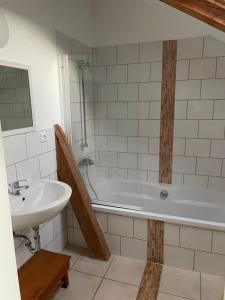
top-left (91, 179), bottom-right (225, 231)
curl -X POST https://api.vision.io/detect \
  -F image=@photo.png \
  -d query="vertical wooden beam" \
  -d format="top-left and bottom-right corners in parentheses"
top-left (147, 220), bottom-right (164, 264)
top-left (148, 41), bottom-right (177, 265)
top-left (159, 40), bottom-right (177, 185)
top-left (137, 41), bottom-right (177, 299)
top-left (136, 262), bottom-right (162, 300)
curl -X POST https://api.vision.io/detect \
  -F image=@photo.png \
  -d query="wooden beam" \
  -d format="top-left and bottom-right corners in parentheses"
top-left (159, 40), bottom-right (177, 184)
top-left (148, 220), bottom-right (164, 264)
top-left (160, 0), bottom-right (225, 33)
top-left (54, 124), bottom-right (111, 261)
top-left (147, 41), bottom-right (177, 267)
top-left (136, 262), bottom-right (162, 300)
top-left (137, 41), bottom-right (177, 299)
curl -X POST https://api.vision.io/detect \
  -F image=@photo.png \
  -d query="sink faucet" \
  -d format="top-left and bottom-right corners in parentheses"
top-left (8, 180), bottom-right (29, 196)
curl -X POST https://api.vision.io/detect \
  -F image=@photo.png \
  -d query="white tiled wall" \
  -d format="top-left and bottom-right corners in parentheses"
top-left (92, 37), bottom-right (225, 190)
top-left (3, 127), bottom-right (67, 268)
top-left (93, 36), bottom-right (225, 189)
top-left (173, 36), bottom-right (225, 190)
top-left (164, 223), bottom-right (225, 276)
top-left (93, 41), bottom-right (161, 181)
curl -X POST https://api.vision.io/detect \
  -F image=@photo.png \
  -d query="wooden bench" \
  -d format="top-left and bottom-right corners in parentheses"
top-left (18, 249), bottom-right (71, 300)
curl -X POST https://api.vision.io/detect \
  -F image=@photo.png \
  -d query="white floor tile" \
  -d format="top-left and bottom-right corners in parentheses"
top-left (72, 251), bottom-right (113, 277)
top-left (157, 293), bottom-right (187, 300)
top-left (93, 279), bottom-right (138, 300)
top-left (159, 265), bottom-right (200, 300)
top-left (62, 245), bottom-right (84, 268)
top-left (105, 255), bottom-right (145, 286)
top-left (53, 270), bottom-right (101, 300)
top-left (201, 273), bottom-right (225, 300)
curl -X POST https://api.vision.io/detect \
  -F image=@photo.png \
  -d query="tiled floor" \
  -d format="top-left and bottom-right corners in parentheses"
top-left (53, 246), bottom-right (225, 300)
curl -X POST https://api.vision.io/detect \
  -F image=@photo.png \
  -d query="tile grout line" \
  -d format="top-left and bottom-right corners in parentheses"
top-left (158, 291), bottom-right (195, 300)
top-left (91, 255), bottom-right (125, 300)
top-left (200, 272), bottom-right (202, 300)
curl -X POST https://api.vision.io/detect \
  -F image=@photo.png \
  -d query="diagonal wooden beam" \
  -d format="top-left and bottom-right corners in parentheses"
top-left (54, 124), bottom-right (111, 261)
top-left (160, 0), bottom-right (225, 33)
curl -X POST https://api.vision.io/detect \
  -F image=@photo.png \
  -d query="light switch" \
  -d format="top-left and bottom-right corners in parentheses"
top-left (40, 131), bottom-right (47, 143)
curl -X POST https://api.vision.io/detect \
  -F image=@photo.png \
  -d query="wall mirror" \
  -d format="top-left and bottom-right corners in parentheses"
top-left (0, 61), bottom-right (35, 136)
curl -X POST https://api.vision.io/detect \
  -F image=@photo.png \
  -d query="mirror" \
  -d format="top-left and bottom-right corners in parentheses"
top-left (0, 10), bottom-right (9, 48)
top-left (0, 63), bottom-right (34, 133)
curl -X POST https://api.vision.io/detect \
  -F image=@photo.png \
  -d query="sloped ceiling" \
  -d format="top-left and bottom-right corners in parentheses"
top-left (160, 0), bottom-right (225, 33)
top-left (92, 0), bottom-right (225, 47)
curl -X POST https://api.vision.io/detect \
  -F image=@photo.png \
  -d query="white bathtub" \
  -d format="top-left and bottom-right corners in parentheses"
top-left (92, 179), bottom-right (225, 231)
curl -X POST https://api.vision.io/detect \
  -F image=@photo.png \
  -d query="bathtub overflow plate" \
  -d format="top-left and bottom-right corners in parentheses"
top-left (160, 189), bottom-right (168, 200)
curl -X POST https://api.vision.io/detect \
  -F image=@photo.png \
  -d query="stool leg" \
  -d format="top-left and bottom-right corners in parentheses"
top-left (61, 273), bottom-right (69, 288)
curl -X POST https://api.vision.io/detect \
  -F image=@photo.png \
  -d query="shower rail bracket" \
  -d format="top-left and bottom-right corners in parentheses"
top-left (81, 142), bottom-right (89, 148)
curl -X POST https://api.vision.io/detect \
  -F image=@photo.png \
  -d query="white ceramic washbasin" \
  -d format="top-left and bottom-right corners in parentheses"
top-left (9, 179), bottom-right (72, 231)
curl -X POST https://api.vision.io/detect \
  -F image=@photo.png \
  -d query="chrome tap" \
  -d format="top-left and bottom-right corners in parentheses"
top-left (78, 157), bottom-right (95, 168)
top-left (8, 180), bottom-right (29, 196)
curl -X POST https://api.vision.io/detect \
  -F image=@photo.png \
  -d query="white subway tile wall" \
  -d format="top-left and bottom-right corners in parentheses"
top-left (94, 41), bottom-right (162, 182)
top-left (93, 36), bottom-right (225, 189)
top-left (173, 36), bottom-right (225, 191)
top-left (93, 36), bottom-right (225, 276)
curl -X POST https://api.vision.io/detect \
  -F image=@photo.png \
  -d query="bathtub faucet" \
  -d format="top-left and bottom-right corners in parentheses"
top-left (78, 157), bottom-right (95, 168)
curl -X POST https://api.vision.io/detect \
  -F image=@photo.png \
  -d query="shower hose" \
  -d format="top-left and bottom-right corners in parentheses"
top-left (84, 164), bottom-right (99, 201)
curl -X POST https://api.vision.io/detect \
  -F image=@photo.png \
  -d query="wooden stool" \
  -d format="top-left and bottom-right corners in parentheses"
top-left (18, 249), bottom-right (71, 300)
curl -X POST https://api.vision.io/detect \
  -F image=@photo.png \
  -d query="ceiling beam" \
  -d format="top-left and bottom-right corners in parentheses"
top-left (160, 0), bottom-right (225, 33)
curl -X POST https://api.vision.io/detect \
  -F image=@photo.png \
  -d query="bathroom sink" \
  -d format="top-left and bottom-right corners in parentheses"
top-left (9, 179), bottom-right (72, 231)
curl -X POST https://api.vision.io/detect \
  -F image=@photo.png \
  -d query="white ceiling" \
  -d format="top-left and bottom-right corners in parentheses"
top-left (92, 0), bottom-right (225, 47)
top-left (1, 0), bottom-right (225, 47)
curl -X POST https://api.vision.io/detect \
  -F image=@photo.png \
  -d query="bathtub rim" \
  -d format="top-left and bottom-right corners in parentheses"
top-left (93, 178), bottom-right (225, 199)
top-left (92, 203), bottom-right (225, 231)
top-left (92, 178), bottom-right (225, 231)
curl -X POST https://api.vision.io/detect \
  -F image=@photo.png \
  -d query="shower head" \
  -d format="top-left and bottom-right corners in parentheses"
top-left (78, 60), bottom-right (89, 70)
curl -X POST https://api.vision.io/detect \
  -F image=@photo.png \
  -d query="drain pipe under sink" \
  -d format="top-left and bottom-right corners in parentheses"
top-left (13, 225), bottom-right (41, 254)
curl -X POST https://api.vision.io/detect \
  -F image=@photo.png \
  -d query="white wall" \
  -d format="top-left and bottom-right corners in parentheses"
top-left (0, 0), bottom-right (92, 129)
top-left (0, 125), bottom-right (21, 299)
top-left (92, 0), bottom-right (225, 47)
